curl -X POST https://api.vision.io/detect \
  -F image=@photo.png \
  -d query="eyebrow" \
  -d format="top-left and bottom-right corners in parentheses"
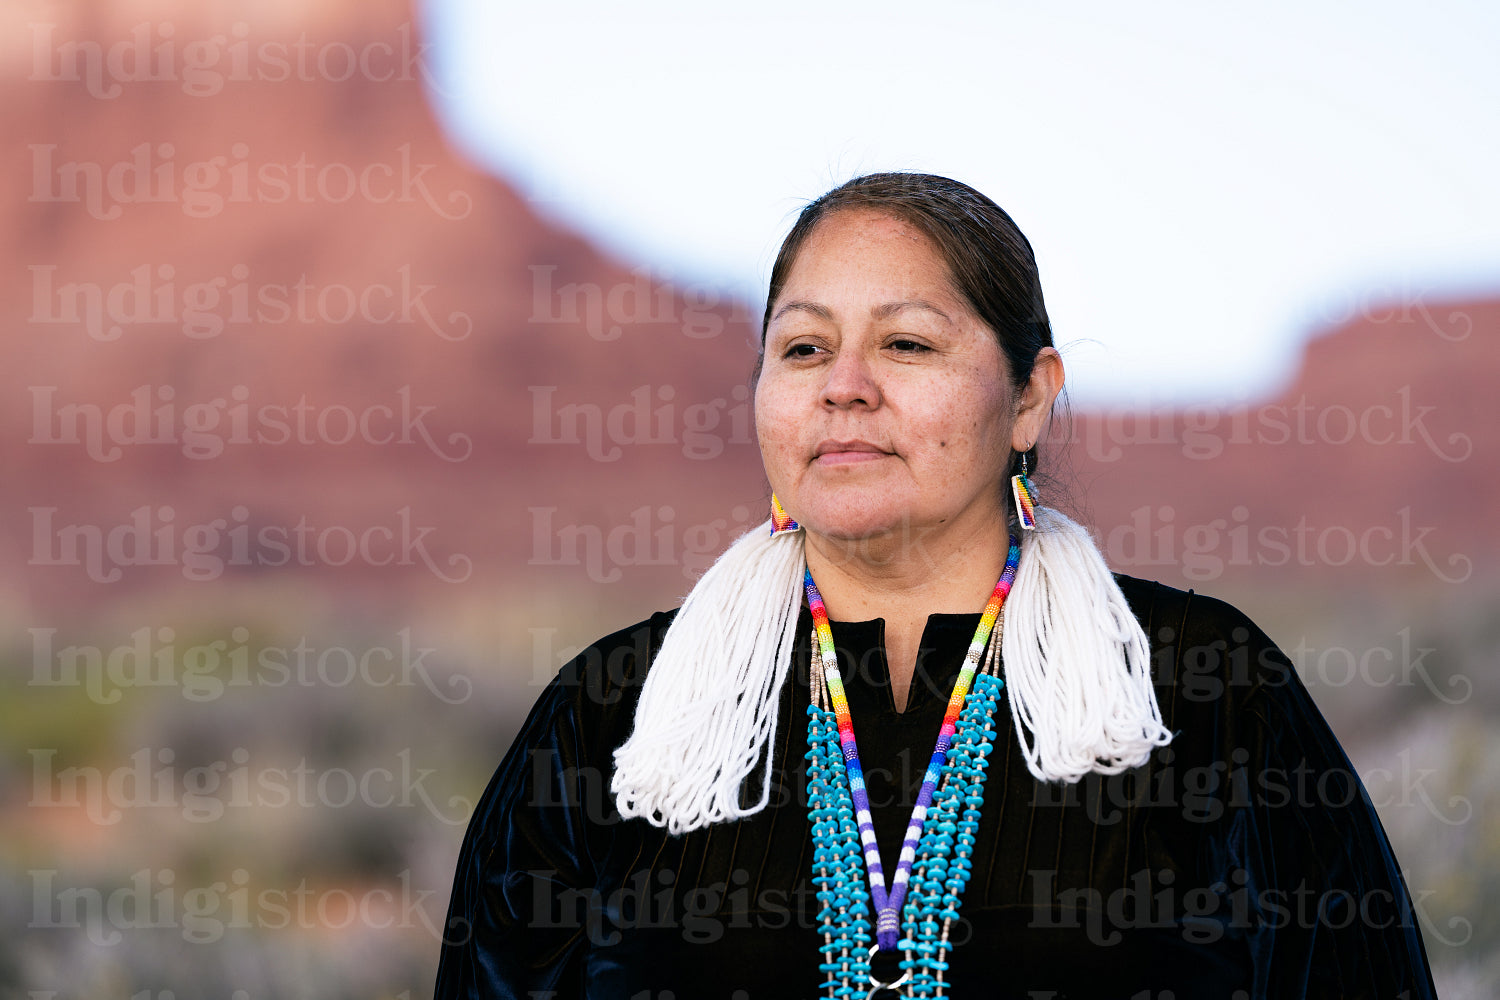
top-left (770, 299), bottom-right (953, 325)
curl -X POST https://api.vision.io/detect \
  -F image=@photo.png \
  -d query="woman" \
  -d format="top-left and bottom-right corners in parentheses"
top-left (435, 173), bottom-right (1437, 998)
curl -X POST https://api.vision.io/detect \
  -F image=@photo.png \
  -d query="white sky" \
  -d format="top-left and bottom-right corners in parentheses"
top-left (419, 0), bottom-right (1500, 405)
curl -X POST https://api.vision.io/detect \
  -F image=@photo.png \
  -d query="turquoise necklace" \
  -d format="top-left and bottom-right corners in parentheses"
top-left (804, 591), bottom-right (1009, 998)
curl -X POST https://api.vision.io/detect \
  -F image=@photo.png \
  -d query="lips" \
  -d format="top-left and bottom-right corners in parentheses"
top-left (813, 439), bottom-right (892, 465)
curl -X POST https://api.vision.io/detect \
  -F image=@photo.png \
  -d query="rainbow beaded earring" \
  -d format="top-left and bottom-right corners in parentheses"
top-left (770, 494), bottom-right (799, 535)
top-left (1011, 450), bottom-right (1037, 530)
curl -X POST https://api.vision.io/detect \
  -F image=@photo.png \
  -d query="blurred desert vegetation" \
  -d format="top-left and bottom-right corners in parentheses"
top-left (1, 2), bottom-right (1495, 998)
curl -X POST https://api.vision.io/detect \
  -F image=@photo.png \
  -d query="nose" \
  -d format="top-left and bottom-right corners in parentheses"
top-left (822, 348), bottom-right (882, 410)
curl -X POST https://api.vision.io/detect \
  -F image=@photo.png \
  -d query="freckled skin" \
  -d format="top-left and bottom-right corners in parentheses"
top-left (754, 208), bottom-right (1062, 708)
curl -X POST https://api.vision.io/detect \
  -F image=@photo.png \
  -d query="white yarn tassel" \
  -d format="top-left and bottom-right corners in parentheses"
top-left (1003, 505), bottom-right (1173, 783)
top-left (611, 518), bottom-right (805, 834)
top-left (614, 504), bottom-right (1172, 832)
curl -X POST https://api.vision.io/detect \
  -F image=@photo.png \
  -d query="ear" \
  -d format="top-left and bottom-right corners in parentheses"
top-left (1012, 347), bottom-right (1064, 452)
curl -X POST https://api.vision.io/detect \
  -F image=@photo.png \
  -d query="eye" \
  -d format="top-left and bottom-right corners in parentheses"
top-left (888, 338), bottom-right (931, 354)
top-left (784, 342), bottom-right (824, 359)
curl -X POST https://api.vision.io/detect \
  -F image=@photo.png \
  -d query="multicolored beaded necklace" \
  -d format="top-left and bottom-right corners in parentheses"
top-left (798, 523), bottom-right (1021, 998)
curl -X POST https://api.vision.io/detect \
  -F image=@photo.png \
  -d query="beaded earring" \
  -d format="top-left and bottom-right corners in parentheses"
top-left (1011, 449), bottom-right (1038, 530)
top-left (770, 494), bottom-right (799, 535)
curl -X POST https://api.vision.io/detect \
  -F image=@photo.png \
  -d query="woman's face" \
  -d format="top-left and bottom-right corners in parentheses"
top-left (755, 208), bottom-right (1024, 550)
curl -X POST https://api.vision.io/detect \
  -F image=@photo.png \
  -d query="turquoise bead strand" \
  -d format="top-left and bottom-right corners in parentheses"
top-left (897, 672), bottom-right (1003, 995)
top-left (808, 703), bottom-right (873, 996)
top-left (807, 640), bottom-right (1005, 997)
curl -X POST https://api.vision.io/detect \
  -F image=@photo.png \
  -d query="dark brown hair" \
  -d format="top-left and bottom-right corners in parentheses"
top-left (758, 171), bottom-right (1057, 476)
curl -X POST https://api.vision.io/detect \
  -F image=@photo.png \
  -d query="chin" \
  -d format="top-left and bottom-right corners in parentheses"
top-left (795, 497), bottom-right (920, 546)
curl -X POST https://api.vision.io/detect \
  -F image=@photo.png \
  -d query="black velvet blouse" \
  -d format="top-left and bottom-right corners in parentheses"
top-left (434, 575), bottom-right (1437, 999)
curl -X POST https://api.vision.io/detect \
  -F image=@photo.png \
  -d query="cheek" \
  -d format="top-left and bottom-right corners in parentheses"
top-left (753, 380), bottom-right (799, 478)
top-left (752, 382), bottom-right (777, 450)
top-left (908, 387), bottom-right (1009, 465)
top-left (754, 372), bottom-right (811, 435)
top-left (911, 393), bottom-right (987, 443)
